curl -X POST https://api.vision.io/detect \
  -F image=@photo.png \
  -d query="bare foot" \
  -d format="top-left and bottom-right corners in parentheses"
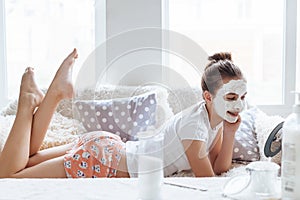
top-left (47, 48), bottom-right (78, 100)
top-left (18, 67), bottom-right (45, 111)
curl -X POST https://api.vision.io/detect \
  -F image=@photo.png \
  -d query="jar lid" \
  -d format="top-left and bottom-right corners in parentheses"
top-left (223, 174), bottom-right (251, 197)
top-left (246, 161), bottom-right (280, 172)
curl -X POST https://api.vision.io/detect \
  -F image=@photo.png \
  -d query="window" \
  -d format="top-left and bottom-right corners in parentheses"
top-left (0, 0), bottom-right (297, 116)
top-left (297, 0), bottom-right (300, 92)
top-left (4, 0), bottom-right (95, 99)
top-left (168, 0), bottom-right (285, 106)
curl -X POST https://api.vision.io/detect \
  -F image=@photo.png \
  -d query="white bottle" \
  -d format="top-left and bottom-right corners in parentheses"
top-left (282, 92), bottom-right (300, 199)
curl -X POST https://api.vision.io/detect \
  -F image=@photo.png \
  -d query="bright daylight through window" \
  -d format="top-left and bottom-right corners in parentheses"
top-left (297, 0), bottom-right (300, 93)
top-left (5, 0), bottom-right (95, 99)
top-left (3, 0), bottom-right (298, 109)
top-left (169, 0), bottom-right (284, 105)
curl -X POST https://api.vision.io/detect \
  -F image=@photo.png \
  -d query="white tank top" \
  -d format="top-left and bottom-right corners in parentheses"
top-left (126, 101), bottom-right (223, 177)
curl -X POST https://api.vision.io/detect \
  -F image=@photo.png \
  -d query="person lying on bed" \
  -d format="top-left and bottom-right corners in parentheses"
top-left (0, 49), bottom-right (247, 178)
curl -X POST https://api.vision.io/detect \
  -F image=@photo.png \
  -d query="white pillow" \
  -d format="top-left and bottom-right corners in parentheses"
top-left (167, 87), bottom-right (203, 114)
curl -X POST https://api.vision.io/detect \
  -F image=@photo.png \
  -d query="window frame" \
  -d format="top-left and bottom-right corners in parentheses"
top-left (258, 0), bottom-right (297, 117)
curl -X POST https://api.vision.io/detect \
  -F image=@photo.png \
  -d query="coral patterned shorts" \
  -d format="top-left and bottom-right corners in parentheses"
top-left (63, 131), bottom-right (125, 178)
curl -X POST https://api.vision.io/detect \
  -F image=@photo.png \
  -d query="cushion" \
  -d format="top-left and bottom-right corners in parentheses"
top-left (56, 85), bottom-right (173, 128)
top-left (74, 92), bottom-right (158, 142)
top-left (167, 87), bottom-right (203, 114)
top-left (232, 107), bottom-right (260, 162)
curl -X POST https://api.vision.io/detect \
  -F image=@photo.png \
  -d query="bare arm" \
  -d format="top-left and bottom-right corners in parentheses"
top-left (182, 140), bottom-right (215, 177)
top-left (208, 129), bottom-right (222, 168)
top-left (211, 116), bottom-right (241, 174)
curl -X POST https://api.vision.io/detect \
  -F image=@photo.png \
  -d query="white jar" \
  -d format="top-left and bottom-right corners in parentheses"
top-left (137, 128), bottom-right (164, 200)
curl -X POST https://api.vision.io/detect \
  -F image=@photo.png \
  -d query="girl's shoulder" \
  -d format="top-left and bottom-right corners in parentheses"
top-left (169, 101), bottom-right (207, 126)
top-left (162, 101), bottom-right (208, 135)
top-left (174, 102), bottom-right (210, 139)
top-left (175, 100), bottom-right (206, 118)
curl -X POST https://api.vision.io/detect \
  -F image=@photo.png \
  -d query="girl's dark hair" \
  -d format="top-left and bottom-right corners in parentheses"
top-left (201, 52), bottom-right (245, 95)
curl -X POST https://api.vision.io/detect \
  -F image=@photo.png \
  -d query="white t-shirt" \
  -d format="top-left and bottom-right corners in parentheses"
top-left (126, 101), bottom-right (223, 177)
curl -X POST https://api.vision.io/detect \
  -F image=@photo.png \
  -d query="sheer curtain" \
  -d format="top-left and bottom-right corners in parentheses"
top-left (4, 0), bottom-right (96, 99)
top-left (167, 0), bottom-right (297, 116)
top-left (0, 0), bottom-right (7, 108)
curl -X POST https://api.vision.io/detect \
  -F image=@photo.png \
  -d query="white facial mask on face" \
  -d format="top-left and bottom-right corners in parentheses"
top-left (213, 79), bottom-right (247, 123)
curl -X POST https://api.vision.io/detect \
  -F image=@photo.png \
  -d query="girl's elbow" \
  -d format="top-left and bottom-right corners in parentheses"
top-left (213, 165), bottom-right (230, 175)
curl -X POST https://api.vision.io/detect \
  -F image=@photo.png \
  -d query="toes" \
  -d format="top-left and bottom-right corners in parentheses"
top-left (25, 67), bottom-right (34, 72)
top-left (67, 48), bottom-right (78, 60)
top-left (72, 48), bottom-right (78, 58)
top-left (24, 67), bottom-right (35, 76)
top-left (62, 49), bottom-right (78, 66)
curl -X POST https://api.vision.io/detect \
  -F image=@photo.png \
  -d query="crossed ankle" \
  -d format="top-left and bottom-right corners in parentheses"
top-left (18, 92), bottom-right (41, 111)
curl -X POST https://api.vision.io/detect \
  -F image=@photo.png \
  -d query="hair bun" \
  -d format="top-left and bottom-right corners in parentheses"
top-left (208, 52), bottom-right (232, 62)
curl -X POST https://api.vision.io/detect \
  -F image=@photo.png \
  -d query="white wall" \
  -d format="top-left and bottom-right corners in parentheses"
top-left (104, 0), bottom-right (163, 86)
top-left (77, 0), bottom-right (163, 90)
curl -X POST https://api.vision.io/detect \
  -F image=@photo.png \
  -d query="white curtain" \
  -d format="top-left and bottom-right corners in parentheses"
top-left (0, 0), bottom-right (7, 108)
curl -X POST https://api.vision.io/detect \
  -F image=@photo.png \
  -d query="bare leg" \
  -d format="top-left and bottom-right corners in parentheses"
top-left (11, 156), bottom-right (67, 178)
top-left (10, 144), bottom-right (75, 178)
top-left (0, 68), bottom-right (43, 177)
top-left (30, 49), bottom-right (78, 156)
top-left (27, 143), bottom-right (74, 168)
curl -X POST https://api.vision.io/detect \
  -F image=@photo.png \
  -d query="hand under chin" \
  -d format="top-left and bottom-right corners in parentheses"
top-left (223, 115), bottom-right (241, 133)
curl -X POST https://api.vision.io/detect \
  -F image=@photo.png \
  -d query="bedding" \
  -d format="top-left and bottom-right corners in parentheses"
top-left (74, 92), bottom-right (158, 141)
top-left (0, 177), bottom-right (232, 200)
top-left (232, 107), bottom-right (260, 162)
top-left (72, 85), bottom-right (174, 129)
top-left (0, 85), bottom-right (284, 175)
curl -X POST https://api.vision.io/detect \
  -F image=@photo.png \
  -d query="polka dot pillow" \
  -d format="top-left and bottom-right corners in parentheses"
top-left (74, 92), bottom-right (157, 142)
top-left (232, 107), bottom-right (260, 162)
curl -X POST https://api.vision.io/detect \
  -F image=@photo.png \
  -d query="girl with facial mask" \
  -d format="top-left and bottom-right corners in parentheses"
top-left (126, 52), bottom-right (247, 177)
top-left (0, 51), bottom-right (245, 178)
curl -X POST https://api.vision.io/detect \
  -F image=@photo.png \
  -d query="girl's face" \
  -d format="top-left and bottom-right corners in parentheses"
top-left (213, 79), bottom-right (247, 123)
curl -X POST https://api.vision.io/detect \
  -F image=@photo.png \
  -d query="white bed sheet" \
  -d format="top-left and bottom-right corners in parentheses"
top-left (0, 177), bottom-right (230, 200)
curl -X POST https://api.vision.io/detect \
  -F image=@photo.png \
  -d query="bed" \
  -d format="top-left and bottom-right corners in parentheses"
top-left (0, 85), bottom-right (284, 199)
top-left (0, 177), bottom-right (233, 200)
